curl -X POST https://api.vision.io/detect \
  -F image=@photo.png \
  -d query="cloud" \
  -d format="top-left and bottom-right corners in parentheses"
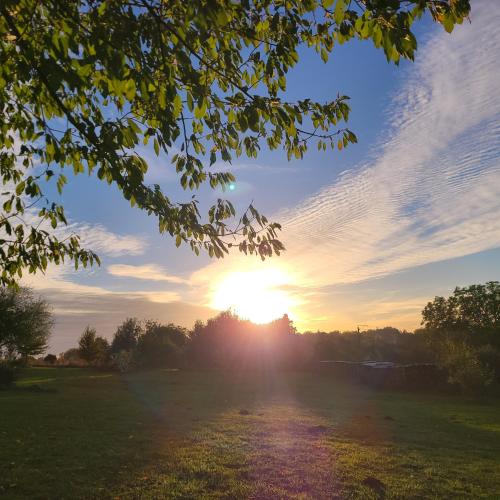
top-left (188, 1), bottom-right (500, 331)
top-left (1, 201), bottom-right (147, 258)
top-left (107, 263), bottom-right (188, 284)
top-left (276, 0), bottom-right (500, 288)
top-left (23, 264), bottom-right (182, 304)
top-left (62, 221), bottom-right (147, 257)
top-left (22, 265), bottom-right (110, 296)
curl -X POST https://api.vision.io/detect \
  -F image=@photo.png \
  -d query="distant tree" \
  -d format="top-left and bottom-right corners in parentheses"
top-left (422, 282), bottom-right (500, 347)
top-left (0, 0), bottom-right (471, 287)
top-left (0, 287), bottom-right (52, 363)
top-left (111, 318), bottom-right (142, 354)
top-left (269, 314), bottom-right (297, 336)
top-left (78, 326), bottom-right (109, 366)
top-left (78, 327), bottom-right (98, 363)
top-left (187, 311), bottom-right (304, 369)
top-left (435, 340), bottom-right (494, 393)
top-left (136, 321), bottom-right (189, 368)
top-left (60, 347), bottom-right (84, 366)
top-left (421, 282), bottom-right (500, 388)
top-left (94, 336), bottom-right (110, 366)
top-left (44, 353), bottom-right (57, 365)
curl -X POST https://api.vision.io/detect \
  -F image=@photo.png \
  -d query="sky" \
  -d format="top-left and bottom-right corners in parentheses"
top-left (21, 1), bottom-right (500, 352)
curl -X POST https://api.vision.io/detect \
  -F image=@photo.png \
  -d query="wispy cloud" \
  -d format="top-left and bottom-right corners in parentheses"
top-left (278, 1), bottom-right (500, 287)
top-left (188, 1), bottom-right (500, 331)
top-left (24, 263), bottom-right (182, 303)
top-left (62, 221), bottom-right (147, 257)
top-left (0, 203), bottom-right (147, 258)
top-left (107, 263), bottom-right (188, 284)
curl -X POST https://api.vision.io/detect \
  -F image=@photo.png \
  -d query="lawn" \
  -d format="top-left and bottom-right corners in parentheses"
top-left (1, 368), bottom-right (500, 499)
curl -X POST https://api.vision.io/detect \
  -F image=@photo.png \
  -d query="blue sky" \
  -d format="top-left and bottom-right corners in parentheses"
top-left (23, 2), bottom-right (500, 352)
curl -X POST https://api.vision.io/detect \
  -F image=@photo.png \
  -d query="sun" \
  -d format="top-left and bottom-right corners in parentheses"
top-left (211, 268), bottom-right (296, 324)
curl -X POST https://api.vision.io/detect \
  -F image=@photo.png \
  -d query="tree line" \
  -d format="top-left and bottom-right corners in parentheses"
top-left (2, 282), bottom-right (499, 392)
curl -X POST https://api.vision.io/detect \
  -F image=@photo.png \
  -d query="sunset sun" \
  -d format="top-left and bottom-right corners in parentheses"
top-left (212, 269), bottom-right (296, 324)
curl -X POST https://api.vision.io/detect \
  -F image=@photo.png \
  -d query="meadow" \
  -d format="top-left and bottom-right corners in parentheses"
top-left (1, 368), bottom-right (500, 499)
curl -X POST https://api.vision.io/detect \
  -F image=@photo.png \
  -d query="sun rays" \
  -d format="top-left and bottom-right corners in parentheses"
top-left (211, 268), bottom-right (298, 324)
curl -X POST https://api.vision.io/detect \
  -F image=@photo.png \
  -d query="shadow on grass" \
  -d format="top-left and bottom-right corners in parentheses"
top-left (110, 369), bottom-right (500, 498)
top-left (2, 368), bottom-right (500, 499)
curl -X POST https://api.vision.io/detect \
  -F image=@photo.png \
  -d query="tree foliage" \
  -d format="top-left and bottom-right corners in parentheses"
top-left (0, 0), bottom-right (470, 285)
top-left (78, 326), bottom-right (98, 362)
top-left (44, 353), bottom-right (57, 364)
top-left (433, 340), bottom-right (495, 393)
top-left (78, 325), bottom-right (109, 365)
top-left (422, 281), bottom-right (500, 347)
top-left (421, 282), bottom-right (500, 390)
top-left (110, 317), bottom-right (142, 353)
top-left (136, 321), bottom-right (189, 367)
top-left (0, 286), bottom-right (52, 361)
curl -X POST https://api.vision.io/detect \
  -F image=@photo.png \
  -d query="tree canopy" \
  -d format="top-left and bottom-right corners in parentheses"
top-left (78, 325), bottom-right (109, 365)
top-left (0, 286), bottom-right (52, 361)
top-left (0, 0), bottom-right (471, 286)
top-left (422, 282), bottom-right (500, 334)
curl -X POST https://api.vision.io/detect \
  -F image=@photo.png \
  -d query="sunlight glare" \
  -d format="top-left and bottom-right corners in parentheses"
top-left (212, 268), bottom-right (296, 324)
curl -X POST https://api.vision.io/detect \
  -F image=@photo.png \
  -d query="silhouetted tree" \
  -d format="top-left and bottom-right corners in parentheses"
top-left (187, 311), bottom-right (303, 370)
top-left (422, 282), bottom-right (500, 346)
top-left (136, 321), bottom-right (189, 368)
top-left (78, 327), bottom-right (98, 363)
top-left (421, 282), bottom-right (500, 387)
top-left (110, 318), bottom-right (142, 354)
top-left (78, 326), bottom-right (109, 366)
top-left (44, 354), bottom-right (57, 365)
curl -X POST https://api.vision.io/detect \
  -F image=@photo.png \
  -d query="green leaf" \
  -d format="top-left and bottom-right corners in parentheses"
top-left (173, 94), bottom-right (182, 119)
top-left (15, 181), bottom-right (25, 195)
top-left (334, 0), bottom-right (345, 25)
top-left (194, 100), bottom-right (207, 119)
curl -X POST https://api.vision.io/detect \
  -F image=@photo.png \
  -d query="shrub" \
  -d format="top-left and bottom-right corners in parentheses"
top-left (0, 362), bottom-right (16, 387)
top-left (438, 341), bottom-right (494, 393)
top-left (476, 344), bottom-right (500, 381)
top-left (59, 348), bottom-right (86, 367)
top-left (136, 321), bottom-right (188, 368)
top-left (111, 350), bottom-right (135, 373)
top-left (44, 354), bottom-right (57, 365)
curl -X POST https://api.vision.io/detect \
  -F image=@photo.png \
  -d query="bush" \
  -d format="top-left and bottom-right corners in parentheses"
top-left (0, 362), bottom-right (16, 387)
top-left (44, 354), bottom-right (57, 365)
top-left (57, 348), bottom-right (86, 366)
top-left (111, 350), bottom-right (135, 373)
top-left (438, 341), bottom-right (494, 394)
top-left (136, 321), bottom-right (188, 368)
top-left (476, 344), bottom-right (500, 381)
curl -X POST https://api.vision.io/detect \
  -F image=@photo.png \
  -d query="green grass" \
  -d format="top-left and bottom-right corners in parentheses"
top-left (1, 368), bottom-right (500, 499)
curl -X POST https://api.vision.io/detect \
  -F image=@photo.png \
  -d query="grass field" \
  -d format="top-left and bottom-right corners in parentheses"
top-left (1, 368), bottom-right (500, 499)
